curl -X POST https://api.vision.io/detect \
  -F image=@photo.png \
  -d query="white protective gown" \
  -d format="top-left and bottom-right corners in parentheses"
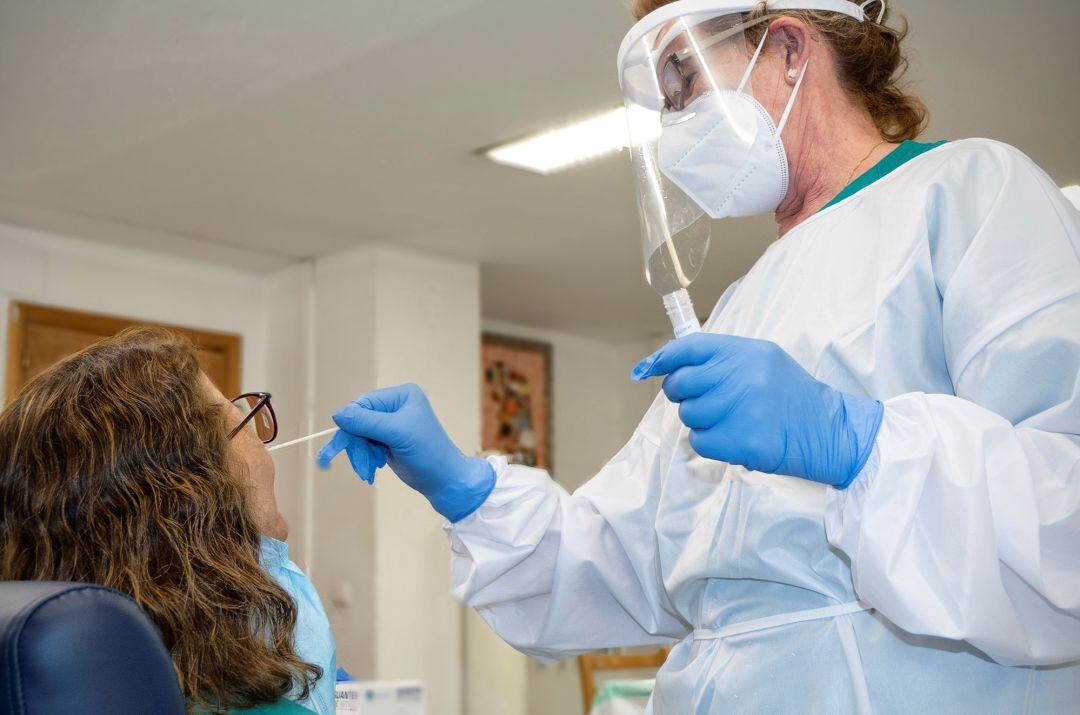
top-left (447, 139), bottom-right (1080, 713)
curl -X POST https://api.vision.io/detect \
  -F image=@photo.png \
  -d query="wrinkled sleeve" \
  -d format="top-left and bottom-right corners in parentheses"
top-left (826, 144), bottom-right (1080, 666)
top-left (445, 404), bottom-right (690, 661)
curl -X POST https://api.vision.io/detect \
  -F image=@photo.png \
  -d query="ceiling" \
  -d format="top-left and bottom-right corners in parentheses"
top-left (1, 0), bottom-right (1078, 339)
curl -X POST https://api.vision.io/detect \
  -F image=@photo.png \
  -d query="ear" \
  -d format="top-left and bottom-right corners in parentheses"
top-left (768, 17), bottom-right (812, 86)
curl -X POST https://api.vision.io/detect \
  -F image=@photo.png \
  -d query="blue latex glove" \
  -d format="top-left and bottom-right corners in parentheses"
top-left (317, 383), bottom-right (496, 522)
top-left (317, 430), bottom-right (388, 485)
top-left (632, 333), bottom-right (883, 488)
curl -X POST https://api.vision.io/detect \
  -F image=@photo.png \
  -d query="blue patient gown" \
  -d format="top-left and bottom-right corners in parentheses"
top-left (447, 139), bottom-right (1080, 713)
top-left (260, 537), bottom-right (337, 715)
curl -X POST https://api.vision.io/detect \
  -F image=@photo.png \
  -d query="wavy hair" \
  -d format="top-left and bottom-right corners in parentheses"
top-left (0, 327), bottom-right (319, 710)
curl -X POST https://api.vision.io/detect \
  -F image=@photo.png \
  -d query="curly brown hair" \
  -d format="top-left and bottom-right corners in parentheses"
top-left (629, 0), bottom-right (927, 141)
top-left (0, 327), bottom-right (319, 711)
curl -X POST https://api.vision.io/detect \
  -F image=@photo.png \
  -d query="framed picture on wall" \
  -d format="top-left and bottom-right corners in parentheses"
top-left (481, 333), bottom-right (552, 473)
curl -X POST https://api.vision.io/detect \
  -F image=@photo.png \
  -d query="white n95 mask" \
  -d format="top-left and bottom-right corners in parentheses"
top-left (657, 88), bottom-right (791, 219)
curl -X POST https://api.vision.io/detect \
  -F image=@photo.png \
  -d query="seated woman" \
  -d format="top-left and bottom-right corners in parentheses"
top-left (0, 327), bottom-right (335, 714)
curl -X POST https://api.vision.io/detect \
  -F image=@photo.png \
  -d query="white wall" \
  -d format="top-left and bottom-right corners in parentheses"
top-left (262, 261), bottom-right (317, 571)
top-left (268, 243), bottom-right (479, 715)
top-left (370, 246), bottom-right (478, 715)
top-left (481, 319), bottom-right (659, 493)
top-left (479, 320), bottom-right (661, 715)
top-left (613, 336), bottom-right (667, 444)
top-left (0, 222), bottom-right (269, 402)
top-left (305, 246), bottom-right (380, 679)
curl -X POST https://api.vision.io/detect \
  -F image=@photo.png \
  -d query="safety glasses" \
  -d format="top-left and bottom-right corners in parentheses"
top-left (655, 15), bottom-right (771, 111)
top-left (227, 392), bottom-right (279, 444)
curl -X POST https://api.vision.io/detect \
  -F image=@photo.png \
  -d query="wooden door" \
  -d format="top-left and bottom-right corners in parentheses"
top-left (5, 302), bottom-right (242, 402)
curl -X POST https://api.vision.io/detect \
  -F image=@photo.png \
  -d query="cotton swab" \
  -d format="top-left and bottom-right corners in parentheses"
top-left (267, 427), bottom-right (338, 452)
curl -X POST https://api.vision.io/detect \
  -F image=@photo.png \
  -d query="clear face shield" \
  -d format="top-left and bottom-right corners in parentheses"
top-left (620, 9), bottom-right (781, 335)
top-left (618, 1), bottom-right (867, 336)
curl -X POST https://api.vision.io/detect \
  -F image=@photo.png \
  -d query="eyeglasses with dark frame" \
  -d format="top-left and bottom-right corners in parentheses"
top-left (228, 392), bottom-right (279, 445)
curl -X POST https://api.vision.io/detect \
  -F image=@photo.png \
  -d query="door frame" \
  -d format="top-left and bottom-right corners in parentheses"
top-left (5, 301), bottom-right (243, 402)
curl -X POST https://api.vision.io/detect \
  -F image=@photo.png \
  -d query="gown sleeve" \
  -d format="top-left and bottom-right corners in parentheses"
top-left (445, 283), bottom-right (750, 660)
top-left (825, 140), bottom-right (1080, 666)
top-left (444, 400), bottom-right (690, 661)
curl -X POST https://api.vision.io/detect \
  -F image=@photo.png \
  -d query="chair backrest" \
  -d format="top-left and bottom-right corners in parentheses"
top-left (0, 581), bottom-right (186, 715)
top-left (577, 648), bottom-right (669, 713)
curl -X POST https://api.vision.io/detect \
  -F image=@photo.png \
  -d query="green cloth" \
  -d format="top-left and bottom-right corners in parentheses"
top-left (190, 699), bottom-right (316, 715)
top-left (820, 139), bottom-right (948, 211)
top-left (592, 678), bottom-right (656, 706)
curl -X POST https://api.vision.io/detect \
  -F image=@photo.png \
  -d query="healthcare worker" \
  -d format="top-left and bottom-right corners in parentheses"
top-left (320, 0), bottom-right (1080, 711)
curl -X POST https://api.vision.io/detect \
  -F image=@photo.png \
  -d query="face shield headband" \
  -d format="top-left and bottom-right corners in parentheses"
top-left (618, 0), bottom-right (881, 109)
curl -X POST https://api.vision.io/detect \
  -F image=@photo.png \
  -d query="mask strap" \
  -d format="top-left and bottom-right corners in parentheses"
top-left (776, 58), bottom-right (808, 134)
top-left (736, 28), bottom-right (770, 96)
top-left (858, 0), bottom-right (886, 23)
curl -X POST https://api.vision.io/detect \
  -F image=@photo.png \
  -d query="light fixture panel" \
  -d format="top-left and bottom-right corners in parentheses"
top-left (486, 108), bottom-right (630, 175)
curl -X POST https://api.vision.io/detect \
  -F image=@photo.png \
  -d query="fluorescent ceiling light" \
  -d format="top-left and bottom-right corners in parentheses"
top-left (1061, 184), bottom-right (1080, 210)
top-left (486, 107), bottom-right (631, 175)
